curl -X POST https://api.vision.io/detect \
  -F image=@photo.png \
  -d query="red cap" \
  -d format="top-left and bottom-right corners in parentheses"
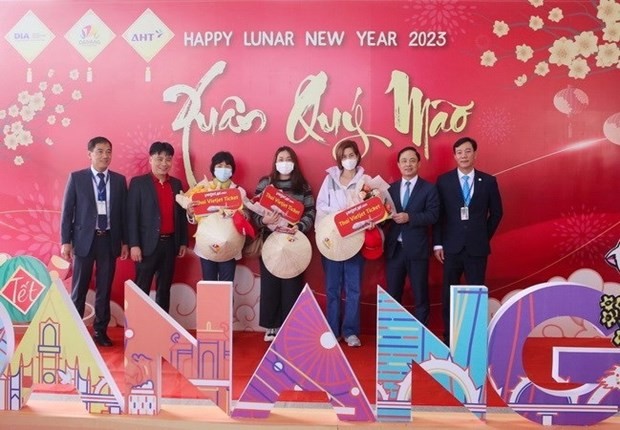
top-left (232, 211), bottom-right (256, 239)
top-left (361, 227), bottom-right (383, 260)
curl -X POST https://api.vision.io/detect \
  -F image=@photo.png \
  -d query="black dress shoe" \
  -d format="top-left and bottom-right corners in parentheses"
top-left (93, 331), bottom-right (113, 347)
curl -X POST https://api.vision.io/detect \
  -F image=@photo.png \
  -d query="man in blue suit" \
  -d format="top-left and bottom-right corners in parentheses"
top-left (433, 137), bottom-right (503, 344)
top-left (127, 141), bottom-right (188, 313)
top-left (384, 147), bottom-right (439, 325)
top-left (60, 136), bottom-right (128, 347)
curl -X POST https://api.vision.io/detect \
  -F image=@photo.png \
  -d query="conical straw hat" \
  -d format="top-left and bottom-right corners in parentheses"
top-left (194, 212), bottom-right (245, 262)
top-left (315, 213), bottom-right (364, 261)
top-left (262, 231), bottom-right (312, 279)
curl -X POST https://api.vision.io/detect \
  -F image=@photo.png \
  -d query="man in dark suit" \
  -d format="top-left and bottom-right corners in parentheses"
top-left (60, 136), bottom-right (128, 347)
top-left (384, 147), bottom-right (439, 325)
top-left (127, 141), bottom-right (188, 313)
top-left (433, 137), bottom-right (503, 344)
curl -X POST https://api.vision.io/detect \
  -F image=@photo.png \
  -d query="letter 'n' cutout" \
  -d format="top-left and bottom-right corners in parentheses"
top-left (376, 285), bottom-right (488, 422)
top-left (124, 280), bottom-right (232, 415)
top-left (0, 280), bottom-right (123, 413)
top-left (232, 284), bottom-right (375, 421)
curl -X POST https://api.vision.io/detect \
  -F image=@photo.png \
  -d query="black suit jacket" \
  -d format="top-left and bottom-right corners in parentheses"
top-left (433, 169), bottom-right (503, 256)
top-left (60, 168), bottom-right (127, 257)
top-left (384, 177), bottom-right (439, 260)
top-left (126, 173), bottom-right (188, 256)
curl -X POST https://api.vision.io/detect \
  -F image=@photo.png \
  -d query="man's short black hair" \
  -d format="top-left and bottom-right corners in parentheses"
top-left (149, 141), bottom-right (174, 156)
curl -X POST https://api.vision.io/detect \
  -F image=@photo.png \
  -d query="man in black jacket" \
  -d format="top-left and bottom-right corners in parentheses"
top-left (127, 141), bottom-right (188, 313)
top-left (384, 146), bottom-right (439, 325)
top-left (433, 137), bottom-right (503, 343)
top-left (60, 136), bottom-right (128, 347)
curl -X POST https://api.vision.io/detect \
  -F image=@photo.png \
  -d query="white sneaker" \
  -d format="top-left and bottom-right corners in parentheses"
top-left (264, 328), bottom-right (277, 342)
top-left (345, 335), bottom-right (361, 347)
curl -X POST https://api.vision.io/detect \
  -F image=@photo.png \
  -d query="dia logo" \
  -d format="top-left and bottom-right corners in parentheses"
top-left (4, 11), bottom-right (55, 63)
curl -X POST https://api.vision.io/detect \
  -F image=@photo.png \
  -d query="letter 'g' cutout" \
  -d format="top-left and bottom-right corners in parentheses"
top-left (488, 282), bottom-right (620, 426)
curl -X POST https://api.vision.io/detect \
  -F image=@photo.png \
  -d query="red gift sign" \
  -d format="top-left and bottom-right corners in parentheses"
top-left (334, 196), bottom-right (389, 237)
top-left (192, 188), bottom-right (243, 216)
top-left (258, 184), bottom-right (304, 224)
top-left (0, 267), bottom-right (46, 315)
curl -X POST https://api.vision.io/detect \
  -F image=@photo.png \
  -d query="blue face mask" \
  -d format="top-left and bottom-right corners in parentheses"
top-left (214, 167), bottom-right (233, 182)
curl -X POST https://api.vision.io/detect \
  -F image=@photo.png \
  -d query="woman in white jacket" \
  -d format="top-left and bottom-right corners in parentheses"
top-left (315, 139), bottom-right (371, 347)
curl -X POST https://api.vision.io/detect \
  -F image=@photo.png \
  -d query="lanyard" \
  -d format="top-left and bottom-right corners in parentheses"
top-left (93, 173), bottom-right (108, 201)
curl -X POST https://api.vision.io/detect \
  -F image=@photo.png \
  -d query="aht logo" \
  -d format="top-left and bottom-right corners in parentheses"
top-left (131, 29), bottom-right (164, 42)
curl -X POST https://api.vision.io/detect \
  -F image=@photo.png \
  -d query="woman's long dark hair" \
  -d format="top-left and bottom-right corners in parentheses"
top-left (266, 146), bottom-right (309, 194)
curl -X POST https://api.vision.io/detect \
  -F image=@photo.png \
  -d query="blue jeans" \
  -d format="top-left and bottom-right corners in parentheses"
top-left (321, 253), bottom-right (364, 338)
top-left (200, 257), bottom-right (236, 282)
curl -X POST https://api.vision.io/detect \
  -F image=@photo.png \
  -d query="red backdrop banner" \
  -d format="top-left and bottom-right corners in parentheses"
top-left (0, 0), bottom-right (618, 334)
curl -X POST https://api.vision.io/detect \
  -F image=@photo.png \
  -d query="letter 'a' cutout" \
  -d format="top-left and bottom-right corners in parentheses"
top-left (232, 284), bottom-right (375, 421)
top-left (0, 279), bottom-right (123, 413)
top-left (124, 280), bottom-right (232, 415)
top-left (376, 285), bottom-right (488, 422)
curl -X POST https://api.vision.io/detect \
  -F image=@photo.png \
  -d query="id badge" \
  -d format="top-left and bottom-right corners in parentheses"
top-left (97, 200), bottom-right (107, 215)
top-left (460, 206), bottom-right (469, 220)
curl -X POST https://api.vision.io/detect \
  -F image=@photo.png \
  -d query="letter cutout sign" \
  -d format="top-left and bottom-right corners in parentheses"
top-left (0, 255), bottom-right (52, 324)
top-left (232, 284), bottom-right (375, 421)
top-left (0, 279), bottom-right (123, 413)
top-left (124, 280), bottom-right (232, 415)
top-left (376, 285), bottom-right (488, 422)
top-left (0, 303), bottom-right (15, 377)
top-left (488, 282), bottom-right (620, 426)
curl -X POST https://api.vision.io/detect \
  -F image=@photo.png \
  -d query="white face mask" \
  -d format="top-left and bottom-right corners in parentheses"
top-left (275, 161), bottom-right (294, 175)
top-left (214, 167), bottom-right (233, 182)
top-left (341, 158), bottom-right (357, 171)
